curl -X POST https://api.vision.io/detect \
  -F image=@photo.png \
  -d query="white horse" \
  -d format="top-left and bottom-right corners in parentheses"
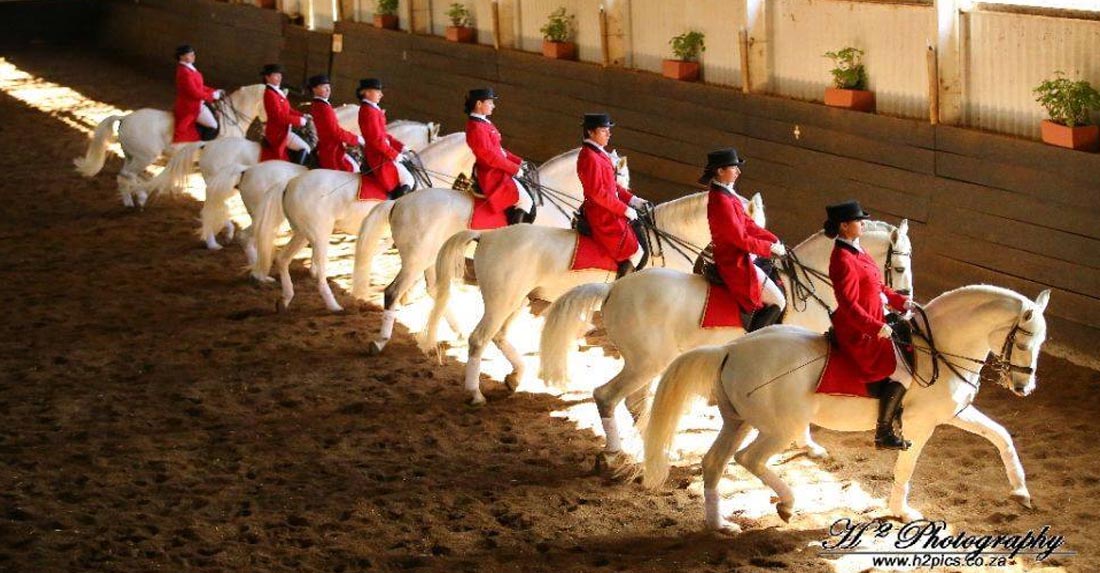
top-left (72, 84), bottom-right (267, 209)
top-left (146, 114), bottom-right (440, 250)
top-left (425, 191), bottom-right (715, 406)
top-left (642, 285), bottom-right (1050, 532)
top-left (351, 149), bottom-right (632, 355)
top-left (274, 131), bottom-right (475, 312)
top-left (540, 220), bottom-right (912, 458)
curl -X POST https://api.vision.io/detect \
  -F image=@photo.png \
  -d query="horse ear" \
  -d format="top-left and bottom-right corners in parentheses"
top-left (1034, 289), bottom-right (1051, 313)
top-left (620, 155), bottom-right (629, 169)
top-left (751, 192), bottom-right (763, 207)
top-left (892, 219), bottom-right (909, 242)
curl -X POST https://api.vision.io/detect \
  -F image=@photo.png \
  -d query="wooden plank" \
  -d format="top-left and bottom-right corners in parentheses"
top-left (935, 151), bottom-right (1098, 211)
top-left (932, 178), bottom-right (1100, 241)
top-left (927, 228), bottom-right (1100, 298)
top-left (929, 204), bottom-right (1100, 270)
top-left (937, 124), bottom-right (1100, 190)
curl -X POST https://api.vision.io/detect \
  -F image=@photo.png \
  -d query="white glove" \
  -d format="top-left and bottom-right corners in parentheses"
top-left (356, 135), bottom-right (366, 146)
top-left (770, 242), bottom-right (787, 257)
top-left (629, 196), bottom-right (648, 209)
top-left (624, 207), bottom-right (639, 221)
top-left (213, 89), bottom-right (224, 101)
top-left (299, 116), bottom-right (308, 127)
top-left (878, 324), bottom-right (893, 340)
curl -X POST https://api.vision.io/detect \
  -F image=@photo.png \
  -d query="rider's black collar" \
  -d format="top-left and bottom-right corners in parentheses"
top-left (834, 239), bottom-right (861, 254)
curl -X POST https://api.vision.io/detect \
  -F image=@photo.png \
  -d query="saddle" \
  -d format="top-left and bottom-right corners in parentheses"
top-left (452, 172), bottom-right (484, 198)
top-left (572, 207), bottom-right (650, 275)
top-left (692, 247), bottom-right (782, 289)
top-left (822, 312), bottom-right (916, 398)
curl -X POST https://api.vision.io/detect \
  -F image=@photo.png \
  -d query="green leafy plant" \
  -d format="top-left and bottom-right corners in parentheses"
top-left (824, 47), bottom-right (868, 90)
top-left (540, 7), bottom-right (575, 43)
top-left (1034, 72), bottom-right (1100, 128)
top-left (376, 0), bottom-right (398, 16)
top-left (669, 31), bottom-right (705, 62)
top-left (446, 3), bottom-right (471, 27)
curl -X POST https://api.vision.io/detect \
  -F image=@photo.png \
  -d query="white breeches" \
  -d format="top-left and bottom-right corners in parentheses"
top-left (513, 176), bottom-right (533, 213)
top-left (196, 105), bottom-right (217, 129)
top-left (755, 265), bottom-right (786, 309)
top-left (395, 161), bottom-right (415, 188)
top-left (286, 130), bottom-right (309, 151)
top-left (628, 245), bottom-right (645, 267)
top-left (343, 154), bottom-right (360, 173)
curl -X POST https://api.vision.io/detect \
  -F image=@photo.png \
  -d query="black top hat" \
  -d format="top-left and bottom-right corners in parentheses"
top-left (356, 78), bottom-right (384, 95)
top-left (307, 74), bottom-right (331, 89)
top-left (175, 44), bottom-right (195, 59)
top-left (582, 113), bottom-right (615, 130)
top-left (697, 148), bottom-right (746, 185)
top-left (261, 63), bottom-right (284, 76)
top-left (467, 87), bottom-right (497, 102)
top-left (825, 200), bottom-right (871, 225)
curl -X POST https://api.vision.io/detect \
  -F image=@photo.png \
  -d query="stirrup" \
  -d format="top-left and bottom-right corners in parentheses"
top-left (874, 424), bottom-right (911, 451)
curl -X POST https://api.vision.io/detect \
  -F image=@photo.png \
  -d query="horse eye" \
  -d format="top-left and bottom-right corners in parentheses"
top-left (895, 267), bottom-right (906, 273)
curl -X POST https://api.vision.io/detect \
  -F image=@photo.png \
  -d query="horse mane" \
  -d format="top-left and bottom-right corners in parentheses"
top-left (543, 148), bottom-right (581, 166)
top-left (929, 284), bottom-right (1032, 310)
top-left (654, 191), bottom-right (708, 224)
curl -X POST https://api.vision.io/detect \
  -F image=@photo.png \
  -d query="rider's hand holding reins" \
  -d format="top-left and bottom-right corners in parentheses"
top-left (770, 242), bottom-right (787, 257)
top-left (878, 324), bottom-right (894, 339)
top-left (624, 206), bottom-right (639, 221)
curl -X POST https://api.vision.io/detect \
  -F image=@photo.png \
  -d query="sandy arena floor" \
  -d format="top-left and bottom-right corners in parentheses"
top-left (0, 48), bottom-right (1097, 573)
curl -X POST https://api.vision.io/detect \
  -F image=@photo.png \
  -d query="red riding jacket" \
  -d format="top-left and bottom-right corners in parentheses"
top-left (172, 63), bottom-right (217, 143)
top-left (359, 102), bottom-right (404, 191)
top-left (466, 116), bottom-right (521, 213)
top-left (578, 142), bottom-right (637, 261)
top-left (260, 85), bottom-right (305, 162)
top-left (708, 183), bottom-right (778, 312)
top-left (311, 98), bottom-right (359, 172)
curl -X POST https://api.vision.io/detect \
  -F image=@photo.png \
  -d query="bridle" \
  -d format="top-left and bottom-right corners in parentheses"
top-left (780, 238), bottom-right (912, 315)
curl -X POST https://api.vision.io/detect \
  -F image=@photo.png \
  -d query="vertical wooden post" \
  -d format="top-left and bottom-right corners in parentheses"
top-left (491, 0), bottom-right (501, 49)
top-left (406, 0), bottom-right (415, 33)
top-left (927, 45), bottom-right (939, 125)
top-left (738, 28), bottom-right (751, 94)
top-left (599, 5), bottom-right (609, 67)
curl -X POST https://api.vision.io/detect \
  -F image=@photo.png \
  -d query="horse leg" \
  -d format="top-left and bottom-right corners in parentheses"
top-left (424, 264), bottom-right (464, 341)
top-left (223, 219), bottom-right (235, 242)
top-left (946, 406), bottom-right (1031, 508)
top-left (117, 156), bottom-right (142, 208)
top-left (310, 230), bottom-right (342, 312)
top-left (793, 428), bottom-right (829, 459)
top-left (369, 265), bottom-right (420, 355)
top-left (463, 294), bottom-right (522, 407)
top-left (276, 232), bottom-right (309, 311)
top-left (492, 307), bottom-right (525, 393)
top-left (734, 431), bottom-right (797, 523)
top-left (886, 422), bottom-right (936, 522)
top-left (702, 398), bottom-right (747, 534)
top-left (594, 359), bottom-right (662, 454)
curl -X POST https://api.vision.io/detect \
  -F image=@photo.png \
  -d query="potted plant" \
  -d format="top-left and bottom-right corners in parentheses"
top-left (374, 0), bottom-right (399, 29)
top-left (1033, 71), bottom-right (1100, 152)
top-left (445, 3), bottom-right (475, 43)
top-left (663, 31), bottom-right (705, 81)
top-left (823, 47), bottom-right (874, 113)
top-left (540, 7), bottom-right (576, 60)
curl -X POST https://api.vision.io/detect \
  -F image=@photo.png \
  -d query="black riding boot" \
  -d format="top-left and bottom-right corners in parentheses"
top-left (875, 380), bottom-right (911, 450)
top-left (505, 207), bottom-right (527, 226)
top-left (748, 304), bottom-right (783, 332)
top-left (388, 184), bottom-right (411, 200)
top-left (288, 148), bottom-right (309, 166)
top-left (615, 260), bottom-right (636, 279)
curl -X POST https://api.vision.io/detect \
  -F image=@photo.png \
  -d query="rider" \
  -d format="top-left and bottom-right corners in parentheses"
top-left (308, 74), bottom-right (364, 172)
top-left (577, 113), bottom-right (649, 277)
top-left (357, 78), bottom-right (414, 199)
top-left (464, 87), bottom-right (533, 225)
top-left (824, 200), bottom-right (913, 450)
top-left (702, 148), bottom-right (787, 330)
top-left (172, 44), bottom-right (223, 144)
top-left (260, 64), bottom-right (311, 164)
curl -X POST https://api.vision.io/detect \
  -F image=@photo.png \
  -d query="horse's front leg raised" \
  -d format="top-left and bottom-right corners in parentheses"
top-left (492, 307), bottom-right (526, 393)
top-left (945, 406), bottom-right (1031, 508)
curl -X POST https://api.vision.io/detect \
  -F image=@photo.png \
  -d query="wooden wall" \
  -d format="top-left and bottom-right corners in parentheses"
top-left (90, 2), bottom-right (1100, 357)
top-left (0, 0), bottom-right (99, 47)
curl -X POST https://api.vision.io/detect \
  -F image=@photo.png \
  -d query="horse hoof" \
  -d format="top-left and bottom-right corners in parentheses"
top-left (275, 298), bottom-right (288, 314)
top-left (776, 502), bottom-right (793, 523)
top-left (805, 445), bottom-right (829, 459)
top-left (206, 241), bottom-right (223, 251)
top-left (367, 340), bottom-right (386, 356)
top-left (1010, 490), bottom-right (1033, 509)
top-left (708, 520), bottom-right (742, 536)
top-left (504, 373), bottom-right (521, 393)
top-left (467, 394), bottom-right (487, 408)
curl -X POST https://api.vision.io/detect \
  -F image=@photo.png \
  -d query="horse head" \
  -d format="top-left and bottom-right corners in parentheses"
top-left (427, 122), bottom-right (441, 143)
top-left (998, 289), bottom-right (1050, 397)
top-left (229, 84), bottom-right (268, 124)
top-left (612, 152), bottom-right (630, 189)
top-left (862, 219), bottom-right (914, 299)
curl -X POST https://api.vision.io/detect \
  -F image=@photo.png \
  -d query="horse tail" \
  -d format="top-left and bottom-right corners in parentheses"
top-left (147, 141), bottom-right (204, 197)
top-left (419, 229), bottom-right (480, 353)
top-left (250, 173), bottom-right (291, 281)
top-left (199, 162), bottom-right (246, 246)
top-left (351, 199), bottom-right (395, 299)
top-left (538, 282), bottom-right (612, 390)
top-left (73, 114), bottom-right (123, 177)
top-left (640, 345), bottom-right (729, 489)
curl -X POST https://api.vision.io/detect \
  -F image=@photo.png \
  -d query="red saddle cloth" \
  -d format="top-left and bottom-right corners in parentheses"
top-left (815, 343), bottom-right (875, 398)
top-left (570, 234), bottom-right (618, 272)
top-left (468, 197), bottom-right (508, 231)
top-left (358, 174), bottom-right (389, 201)
top-left (700, 283), bottom-right (745, 329)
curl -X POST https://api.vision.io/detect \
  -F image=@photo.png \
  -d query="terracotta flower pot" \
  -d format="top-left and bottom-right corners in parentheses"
top-left (446, 26), bottom-right (476, 43)
top-left (258, 0), bottom-right (276, 8)
top-left (824, 87), bottom-right (875, 113)
top-left (374, 14), bottom-right (398, 29)
top-left (662, 59), bottom-right (699, 82)
top-left (542, 40), bottom-right (576, 61)
top-left (1040, 120), bottom-right (1100, 152)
